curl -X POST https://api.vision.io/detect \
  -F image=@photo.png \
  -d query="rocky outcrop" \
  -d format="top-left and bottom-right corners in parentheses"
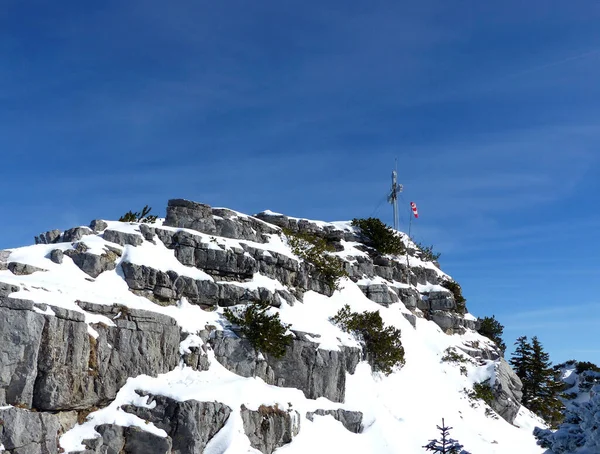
top-left (0, 296), bottom-right (180, 411)
top-left (143, 226), bottom-right (333, 297)
top-left (0, 282), bottom-right (19, 297)
top-left (62, 227), bottom-right (93, 243)
top-left (0, 406), bottom-right (72, 454)
top-left (0, 297), bottom-right (46, 408)
top-left (490, 357), bottom-right (523, 424)
top-left (89, 220), bottom-right (108, 233)
top-left (122, 393), bottom-right (231, 454)
top-left (255, 211), bottom-right (357, 243)
top-left (429, 311), bottom-right (478, 334)
top-left (34, 229), bottom-right (61, 245)
top-left (64, 243), bottom-right (119, 278)
top-left (358, 283), bottom-right (399, 306)
top-left (163, 199), bottom-right (279, 243)
top-left (306, 409), bottom-right (363, 433)
top-left (49, 249), bottom-right (64, 264)
top-left (103, 229), bottom-right (143, 247)
top-left (81, 424), bottom-right (172, 454)
top-left (120, 261), bottom-right (293, 307)
top-left (7, 262), bottom-right (47, 276)
top-left (209, 330), bottom-right (361, 403)
top-left (240, 405), bottom-right (300, 454)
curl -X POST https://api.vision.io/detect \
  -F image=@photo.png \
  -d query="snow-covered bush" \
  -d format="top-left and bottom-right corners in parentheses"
top-left (535, 385), bottom-right (600, 453)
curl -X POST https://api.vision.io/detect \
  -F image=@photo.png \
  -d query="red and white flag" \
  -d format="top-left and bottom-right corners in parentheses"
top-left (410, 202), bottom-right (419, 219)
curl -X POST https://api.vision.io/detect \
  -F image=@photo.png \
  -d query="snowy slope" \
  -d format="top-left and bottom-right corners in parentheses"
top-left (0, 209), bottom-right (545, 454)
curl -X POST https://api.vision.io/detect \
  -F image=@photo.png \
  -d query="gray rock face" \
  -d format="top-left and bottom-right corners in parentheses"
top-left (122, 394), bottom-right (231, 454)
top-left (430, 311), bottom-right (478, 334)
top-left (240, 405), bottom-right (300, 454)
top-left (34, 229), bottom-right (62, 245)
top-left (0, 406), bottom-right (62, 454)
top-left (209, 330), bottom-right (361, 403)
top-left (103, 229), bottom-right (143, 247)
top-left (164, 199), bottom-right (216, 233)
top-left (0, 297), bottom-right (45, 408)
top-left (64, 243), bottom-right (118, 278)
top-left (81, 424), bottom-right (172, 454)
top-left (255, 211), bottom-right (357, 243)
top-left (423, 291), bottom-right (456, 311)
top-left (120, 261), bottom-right (293, 307)
top-left (0, 282), bottom-right (20, 297)
top-left (358, 284), bottom-right (399, 306)
top-left (164, 199), bottom-right (279, 244)
top-left (0, 296), bottom-right (180, 411)
top-left (89, 220), bottom-right (108, 233)
top-left (1, 250), bottom-right (11, 263)
top-left (49, 249), bottom-right (64, 264)
top-left (7, 262), bottom-right (47, 276)
top-left (490, 357), bottom-right (523, 424)
top-left (150, 227), bottom-right (332, 298)
top-left (305, 409), bottom-right (363, 433)
top-left (62, 227), bottom-right (93, 243)
top-left (395, 287), bottom-right (421, 309)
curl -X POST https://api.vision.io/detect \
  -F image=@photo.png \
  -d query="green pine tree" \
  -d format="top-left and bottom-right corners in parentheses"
top-left (510, 336), bottom-right (533, 406)
top-left (528, 336), bottom-right (564, 427)
top-left (510, 335), bottom-right (564, 427)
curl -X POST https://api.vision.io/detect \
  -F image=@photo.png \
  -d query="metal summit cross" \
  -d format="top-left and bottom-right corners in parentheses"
top-left (387, 160), bottom-right (403, 231)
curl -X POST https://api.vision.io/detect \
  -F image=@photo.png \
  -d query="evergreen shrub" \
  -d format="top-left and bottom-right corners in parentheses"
top-left (223, 301), bottom-right (293, 358)
top-left (331, 304), bottom-right (405, 375)
top-left (351, 218), bottom-right (405, 255)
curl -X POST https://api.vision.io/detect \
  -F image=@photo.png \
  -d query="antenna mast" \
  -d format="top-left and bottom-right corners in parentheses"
top-left (387, 159), bottom-right (403, 230)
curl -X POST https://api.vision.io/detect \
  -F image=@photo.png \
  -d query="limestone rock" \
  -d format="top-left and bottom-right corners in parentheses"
top-left (89, 219), bottom-right (108, 233)
top-left (240, 405), bottom-right (300, 454)
top-left (306, 409), bottom-right (363, 433)
top-left (423, 291), bottom-right (456, 311)
top-left (358, 284), bottom-right (399, 306)
top-left (7, 262), bottom-right (47, 276)
top-left (164, 199), bottom-right (216, 233)
top-left (0, 296), bottom-right (180, 411)
top-left (34, 229), bottom-right (62, 245)
top-left (0, 406), bottom-right (62, 454)
top-left (122, 394), bottom-right (231, 453)
top-left (0, 282), bottom-right (20, 297)
top-left (49, 249), bottom-right (64, 264)
top-left (395, 286), bottom-right (421, 309)
top-left (490, 357), bottom-right (523, 424)
top-left (103, 229), bottom-right (143, 247)
top-left (429, 310), bottom-right (478, 334)
top-left (62, 227), bottom-right (93, 243)
top-left (120, 261), bottom-right (293, 307)
top-left (0, 297), bottom-right (45, 407)
top-left (209, 330), bottom-right (360, 403)
top-left (81, 424), bottom-right (172, 454)
top-left (64, 244), bottom-right (118, 278)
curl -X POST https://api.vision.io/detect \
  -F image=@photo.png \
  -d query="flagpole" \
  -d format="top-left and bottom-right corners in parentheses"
top-left (406, 207), bottom-right (412, 286)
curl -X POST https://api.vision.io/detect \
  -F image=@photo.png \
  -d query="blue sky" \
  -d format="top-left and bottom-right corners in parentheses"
top-left (1, 0), bottom-right (599, 365)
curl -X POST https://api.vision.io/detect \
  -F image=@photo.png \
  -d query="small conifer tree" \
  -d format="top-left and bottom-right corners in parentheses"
top-left (423, 419), bottom-right (470, 453)
top-left (351, 218), bottom-right (405, 255)
top-left (477, 315), bottom-right (506, 354)
top-left (119, 205), bottom-right (157, 223)
top-left (510, 335), bottom-right (564, 427)
top-left (223, 301), bottom-right (293, 359)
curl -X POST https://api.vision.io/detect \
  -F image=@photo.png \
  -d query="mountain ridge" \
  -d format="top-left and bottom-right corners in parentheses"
top-left (0, 198), bottom-right (543, 453)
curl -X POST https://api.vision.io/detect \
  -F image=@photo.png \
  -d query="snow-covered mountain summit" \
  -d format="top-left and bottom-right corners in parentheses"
top-left (0, 199), bottom-right (544, 453)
